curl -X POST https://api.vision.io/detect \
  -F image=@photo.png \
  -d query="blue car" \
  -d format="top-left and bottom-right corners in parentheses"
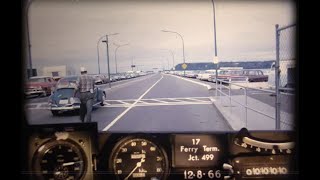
top-left (48, 76), bottom-right (106, 116)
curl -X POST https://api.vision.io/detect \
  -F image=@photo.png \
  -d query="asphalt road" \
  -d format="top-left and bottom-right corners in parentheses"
top-left (25, 73), bottom-right (232, 132)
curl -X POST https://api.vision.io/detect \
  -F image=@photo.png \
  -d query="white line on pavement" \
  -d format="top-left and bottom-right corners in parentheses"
top-left (250, 92), bottom-right (273, 95)
top-left (184, 97), bottom-right (210, 102)
top-left (102, 75), bottom-right (164, 131)
top-left (103, 96), bottom-right (211, 101)
top-left (150, 99), bottom-right (169, 103)
top-left (166, 98), bottom-right (185, 102)
top-left (117, 100), bottom-right (130, 105)
top-left (99, 101), bottom-right (212, 108)
top-left (166, 74), bottom-right (212, 90)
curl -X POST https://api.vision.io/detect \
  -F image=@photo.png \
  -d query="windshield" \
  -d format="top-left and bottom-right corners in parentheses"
top-left (24, 0), bottom-right (296, 133)
top-left (52, 88), bottom-right (75, 99)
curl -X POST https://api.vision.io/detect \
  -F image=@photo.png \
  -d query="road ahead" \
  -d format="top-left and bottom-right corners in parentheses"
top-left (25, 73), bottom-right (232, 132)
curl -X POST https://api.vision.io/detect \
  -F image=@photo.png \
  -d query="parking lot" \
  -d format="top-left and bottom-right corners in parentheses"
top-left (25, 72), bottom-right (294, 132)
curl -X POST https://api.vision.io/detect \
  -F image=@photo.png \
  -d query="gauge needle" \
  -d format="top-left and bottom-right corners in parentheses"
top-left (124, 158), bottom-right (145, 180)
top-left (62, 161), bottom-right (83, 166)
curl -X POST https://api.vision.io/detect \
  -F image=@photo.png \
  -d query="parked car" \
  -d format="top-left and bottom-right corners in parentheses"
top-left (198, 70), bottom-right (216, 81)
top-left (25, 76), bottom-right (57, 97)
top-left (241, 69), bottom-right (268, 82)
top-left (48, 76), bottom-right (106, 116)
top-left (213, 70), bottom-right (246, 83)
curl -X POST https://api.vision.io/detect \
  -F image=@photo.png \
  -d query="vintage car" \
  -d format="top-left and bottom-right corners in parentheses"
top-left (48, 76), bottom-right (106, 116)
top-left (241, 69), bottom-right (268, 82)
top-left (24, 76), bottom-right (57, 97)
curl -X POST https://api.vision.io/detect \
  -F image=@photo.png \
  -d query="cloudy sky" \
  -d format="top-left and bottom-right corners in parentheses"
top-left (29, 0), bottom-right (296, 74)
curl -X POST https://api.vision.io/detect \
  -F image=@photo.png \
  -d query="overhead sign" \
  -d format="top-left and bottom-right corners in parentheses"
top-left (181, 63), bottom-right (188, 70)
top-left (131, 65), bottom-right (136, 68)
top-left (213, 56), bottom-right (219, 64)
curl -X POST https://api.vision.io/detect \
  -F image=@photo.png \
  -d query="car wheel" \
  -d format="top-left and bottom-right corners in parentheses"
top-left (100, 93), bottom-right (106, 106)
top-left (51, 110), bottom-right (59, 116)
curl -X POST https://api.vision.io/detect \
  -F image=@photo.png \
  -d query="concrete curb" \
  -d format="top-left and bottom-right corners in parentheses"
top-left (209, 97), bottom-right (234, 131)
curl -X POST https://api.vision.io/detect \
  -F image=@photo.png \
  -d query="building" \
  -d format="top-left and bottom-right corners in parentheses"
top-left (42, 65), bottom-right (76, 77)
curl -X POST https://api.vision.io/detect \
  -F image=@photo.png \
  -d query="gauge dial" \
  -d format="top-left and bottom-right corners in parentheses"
top-left (32, 139), bottom-right (87, 180)
top-left (109, 137), bottom-right (169, 180)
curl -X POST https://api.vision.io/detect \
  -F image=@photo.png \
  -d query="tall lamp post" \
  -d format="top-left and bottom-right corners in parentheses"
top-left (96, 35), bottom-right (106, 74)
top-left (114, 43), bottom-right (129, 74)
top-left (161, 49), bottom-right (175, 70)
top-left (211, 0), bottom-right (219, 96)
top-left (102, 33), bottom-right (119, 88)
top-left (161, 30), bottom-right (185, 75)
top-left (25, 0), bottom-right (33, 79)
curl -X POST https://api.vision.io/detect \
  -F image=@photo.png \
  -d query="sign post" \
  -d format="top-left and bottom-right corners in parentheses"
top-left (213, 56), bottom-right (219, 96)
top-left (181, 63), bottom-right (187, 76)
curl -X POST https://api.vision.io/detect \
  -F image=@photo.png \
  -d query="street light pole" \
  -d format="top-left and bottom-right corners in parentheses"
top-left (96, 35), bottom-right (106, 74)
top-left (161, 30), bottom-right (185, 75)
top-left (114, 43), bottom-right (129, 74)
top-left (131, 57), bottom-right (134, 71)
top-left (211, 0), bottom-right (219, 96)
top-left (102, 33), bottom-right (119, 88)
top-left (25, 0), bottom-right (33, 79)
top-left (161, 49), bottom-right (174, 70)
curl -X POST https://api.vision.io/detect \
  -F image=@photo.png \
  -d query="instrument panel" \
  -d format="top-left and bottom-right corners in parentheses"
top-left (24, 123), bottom-right (297, 180)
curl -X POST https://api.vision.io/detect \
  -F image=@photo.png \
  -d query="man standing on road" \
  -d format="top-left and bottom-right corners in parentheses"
top-left (78, 67), bottom-right (95, 122)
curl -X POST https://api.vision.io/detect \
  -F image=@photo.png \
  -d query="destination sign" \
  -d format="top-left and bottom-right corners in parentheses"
top-left (172, 135), bottom-right (225, 167)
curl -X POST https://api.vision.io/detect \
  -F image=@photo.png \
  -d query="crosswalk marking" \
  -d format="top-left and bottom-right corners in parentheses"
top-left (25, 97), bottom-right (215, 109)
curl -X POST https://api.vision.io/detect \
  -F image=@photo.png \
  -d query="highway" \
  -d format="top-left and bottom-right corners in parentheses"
top-left (25, 73), bottom-right (232, 132)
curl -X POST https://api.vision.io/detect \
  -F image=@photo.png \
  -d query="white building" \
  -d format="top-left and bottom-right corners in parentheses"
top-left (42, 65), bottom-right (76, 77)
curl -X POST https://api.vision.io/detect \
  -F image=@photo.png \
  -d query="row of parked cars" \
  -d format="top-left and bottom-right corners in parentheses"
top-left (168, 69), bottom-right (268, 83)
top-left (25, 71), bottom-right (153, 115)
top-left (24, 71), bottom-right (152, 98)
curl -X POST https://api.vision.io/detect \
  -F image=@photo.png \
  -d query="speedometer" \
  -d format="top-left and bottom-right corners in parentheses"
top-left (32, 139), bottom-right (87, 180)
top-left (109, 137), bottom-right (169, 180)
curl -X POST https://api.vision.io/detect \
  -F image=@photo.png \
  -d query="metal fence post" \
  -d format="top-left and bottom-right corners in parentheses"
top-left (229, 81), bottom-right (231, 114)
top-left (275, 24), bottom-right (281, 130)
top-left (219, 81), bottom-right (221, 100)
top-left (215, 78), bottom-right (218, 97)
top-left (245, 87), bottom-right (248, 127)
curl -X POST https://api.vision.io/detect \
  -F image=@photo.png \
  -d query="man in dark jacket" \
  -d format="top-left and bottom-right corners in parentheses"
top-left (78, 67), bottom-right (95, 122)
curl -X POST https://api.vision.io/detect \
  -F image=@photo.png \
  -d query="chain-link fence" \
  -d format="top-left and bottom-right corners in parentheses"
top-left (212, 24), bottom-right (296, 130)
top-left (275, 24), bottom-right (296, 130)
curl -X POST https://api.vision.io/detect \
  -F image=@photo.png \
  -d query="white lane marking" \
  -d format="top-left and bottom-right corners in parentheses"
top-left (137, 100), bottom-right (150, 104)
top-left (150, 99), bottom-right (169, 103)
top-left (117, 100), bottom-right (130, 105)
top-left (250, 92), bottom-right (273, 95)
top-left (103, 102), bottom-right (111, 105)
top-left (184, 97), bottom-right (210, 102)
top-left (26, 96), bottom-right (213, 109)
top-left (166, 98), bottom-right (185, 102)
top-left (102, 75), bottom-right (164, 131)
top-left (99, 101), bottom-right (212, 107)
top-left (103, 96), bottom-right (211, 101)
top-left (166, 74), bottom-right (212, 90)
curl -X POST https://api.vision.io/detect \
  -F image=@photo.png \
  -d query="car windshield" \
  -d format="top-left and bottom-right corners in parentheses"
top-left (24, 0), bottom-right (296, 133)
top-left (53, 88), bottom-right (75, 99)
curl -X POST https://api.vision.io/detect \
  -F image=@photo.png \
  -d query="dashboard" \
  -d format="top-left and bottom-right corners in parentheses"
top-left (23, 122), bottom-right (297, 180)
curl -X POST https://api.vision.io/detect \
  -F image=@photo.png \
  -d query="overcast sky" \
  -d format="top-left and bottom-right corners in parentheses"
top-left (29, 0), bottom-right (296, 74)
